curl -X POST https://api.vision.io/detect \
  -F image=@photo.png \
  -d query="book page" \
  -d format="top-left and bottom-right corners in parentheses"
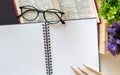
top-left (75, 0), bottom-right (95, 18)
top-left (49, 0), bottom-right (61, 10)
top-left (58, 0), bottom-right (99, 21)
top-left (57, 0), bottom-right (79, 20)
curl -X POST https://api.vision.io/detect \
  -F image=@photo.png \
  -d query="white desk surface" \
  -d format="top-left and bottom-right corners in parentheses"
top-left (100, 54), bottom-right (120, 75)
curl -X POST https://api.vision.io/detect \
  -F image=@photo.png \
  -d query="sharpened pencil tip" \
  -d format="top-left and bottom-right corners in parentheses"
top-left (71, 66), bottom-right (81, 75)
top-left (71, 66), bottom-right (74, 69)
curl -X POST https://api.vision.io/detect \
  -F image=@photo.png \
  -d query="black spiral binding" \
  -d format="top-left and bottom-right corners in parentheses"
top-left (42, 23), bottom-right (53, 75)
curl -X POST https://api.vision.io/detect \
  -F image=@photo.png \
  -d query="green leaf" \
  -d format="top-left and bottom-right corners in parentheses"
top-left (98, 0), bottom-right (120, 25)
top-left (109, 7), bottom-right (117, 14)
top-left (107, 13), bottom-right (115, 20)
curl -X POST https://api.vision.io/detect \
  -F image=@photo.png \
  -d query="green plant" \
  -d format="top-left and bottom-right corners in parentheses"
top-left (98, 0), bottom-right (120, 26)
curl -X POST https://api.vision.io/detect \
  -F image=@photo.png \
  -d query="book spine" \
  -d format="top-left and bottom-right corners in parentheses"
top-left (94, 0), bottom-right (101, 24)
top-left (43, 23), bottom-right (53, 75)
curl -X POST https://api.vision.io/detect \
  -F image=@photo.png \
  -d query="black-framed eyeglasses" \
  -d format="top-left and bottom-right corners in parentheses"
top-left (17, 5), bottom-right (65, 24)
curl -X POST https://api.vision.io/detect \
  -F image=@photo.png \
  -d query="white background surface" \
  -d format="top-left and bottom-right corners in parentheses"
top-left (100, 54), bottom-right (120, 75)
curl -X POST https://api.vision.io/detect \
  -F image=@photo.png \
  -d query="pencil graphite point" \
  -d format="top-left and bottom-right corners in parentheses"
top-left (71, 66), bottom-right (81, 75)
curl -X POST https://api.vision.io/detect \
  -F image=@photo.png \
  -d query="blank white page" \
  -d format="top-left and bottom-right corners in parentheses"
top-left (0, 23), bottom-right (46, 75)
top-left (49, 18), bottom-right (99, 75)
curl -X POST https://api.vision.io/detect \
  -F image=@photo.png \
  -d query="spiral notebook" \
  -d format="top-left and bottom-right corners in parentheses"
top-left (0, 18), bottom-right (99, 75)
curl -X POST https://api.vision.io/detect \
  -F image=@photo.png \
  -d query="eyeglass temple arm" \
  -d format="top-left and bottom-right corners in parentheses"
top-left (53, 13), bottom-right (65, 24)
top-left (57, 14), bottom-right (65, 24)
top-left (17, 9), bottom-right (31, 18)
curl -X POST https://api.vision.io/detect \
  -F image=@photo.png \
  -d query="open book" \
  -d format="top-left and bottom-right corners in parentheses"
top-left (14, 0), bottom-right (99, 23)
top-left (0, 18), bottom-right (99, 75)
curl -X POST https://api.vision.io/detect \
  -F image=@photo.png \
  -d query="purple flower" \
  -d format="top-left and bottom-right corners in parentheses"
top-left (112, 22), bottom-right (120, 28)
top-left (107, 22), bottom-right (120, 56)
top-left (108, 34), bottom-right (113, 40)
top-left (107, 27), bottom-right (116, 35)
top-left (108, 35), bottom-right (116, 43)
top-left (107, 43), bottom-right (117, 56)
top-left (116, 39), bottom-right (120, 44)
top-left (109, 38), bottom-right (116, 43)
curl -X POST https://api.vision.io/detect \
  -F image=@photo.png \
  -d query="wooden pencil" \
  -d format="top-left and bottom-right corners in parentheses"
top-left (83, 64), bottom-right (103, 75)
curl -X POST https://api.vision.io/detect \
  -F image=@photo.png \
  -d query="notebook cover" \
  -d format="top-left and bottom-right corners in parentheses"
top-left (0, 0), bottom-right (19, 25)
